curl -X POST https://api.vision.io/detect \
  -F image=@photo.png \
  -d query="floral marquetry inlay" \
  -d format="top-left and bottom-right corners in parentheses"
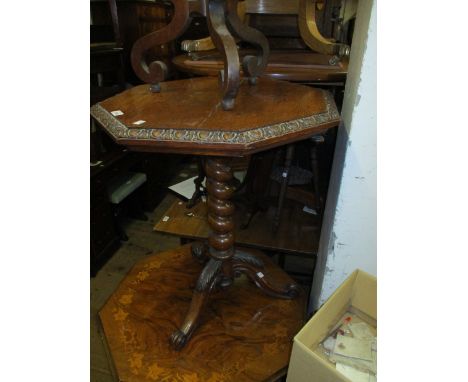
top-left (99, 244), bottom-right (306, 382)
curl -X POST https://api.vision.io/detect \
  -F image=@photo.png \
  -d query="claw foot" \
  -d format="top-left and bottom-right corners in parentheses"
top-left (170, 329), bottom-right (188, 351)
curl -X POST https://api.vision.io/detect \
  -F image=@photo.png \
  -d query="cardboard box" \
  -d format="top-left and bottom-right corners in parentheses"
top-left (286, 270), bottom-right (377, 382)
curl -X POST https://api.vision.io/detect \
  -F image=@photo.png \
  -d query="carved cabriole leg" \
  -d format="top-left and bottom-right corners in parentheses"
top-left (232, 250), bottom-right (300, 299)
top-left (170, 258), bottom-right (223, 350)
top-left (207, 0), bottom-right (240, 110)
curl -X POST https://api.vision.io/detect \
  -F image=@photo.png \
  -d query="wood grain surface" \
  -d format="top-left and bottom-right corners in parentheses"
top-left (97, 77), bottom-right (327, 132)
top-left (173, 51), bottom-right (348, 83)
top-left (90, 77), bottom-right (339, 156)
top-left (99, 244), bottom-right (306, 382)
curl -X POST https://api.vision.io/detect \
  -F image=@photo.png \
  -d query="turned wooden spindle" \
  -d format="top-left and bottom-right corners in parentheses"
top-left (205, 158), bottom-right (235, 260)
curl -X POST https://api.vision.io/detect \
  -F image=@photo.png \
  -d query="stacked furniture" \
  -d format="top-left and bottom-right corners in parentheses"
top-left (91, 0), bottom-right (341, 379)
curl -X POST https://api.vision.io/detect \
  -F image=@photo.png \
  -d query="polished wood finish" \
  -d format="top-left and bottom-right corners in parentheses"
top-left (181, 0), bottom-right (349, 56)
top-left (100, 244), bottom-right (305, 381)
top-left (205, 0), bottom-right (270, 109)
top-left (154, 196), bottom-right (320, 256)
top-left (91, 0), bottom-right (175, 83)
top-left (131, 0), bottom-right (192, 91)
top-left (206, 0), bottom-right (241, 110)
top-left (90, 77), bottom-right (340, 156)
top-left (298, 0), bottom-right (349, 57)
top-left (247, 0), bottom-right (300, 14)
top-left (174, 0), bottom-right (350, 87)
top-left (128, 0), bottom-right (270, 109)
top-left (225, 0), bottom-right (270, 83)
top-left (173, 50), bottom-right (348, 83)
top-left (91, 74), bottom-right (338, 351)
top-left (205, 158), bottom-right (236, 259)
top-left (169, 157), bottom-right (300, 349)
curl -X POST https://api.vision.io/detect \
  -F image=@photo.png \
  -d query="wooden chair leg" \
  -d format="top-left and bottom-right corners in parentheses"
top-left (240, 150), bottom-right (275, 229)
top-left (273, 144), bottom-right (295, 232)
top-left (187, 158), bottom-right (206, 209)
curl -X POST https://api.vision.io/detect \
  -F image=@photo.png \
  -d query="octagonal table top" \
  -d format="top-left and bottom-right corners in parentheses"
top-left (91, 77), bottom-right (340, 156)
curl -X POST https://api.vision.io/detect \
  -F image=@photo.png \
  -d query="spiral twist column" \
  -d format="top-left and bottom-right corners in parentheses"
top-left (171, 157), bottom-right (301, 350)
top-left (205, 157), bottom-right (235, 260)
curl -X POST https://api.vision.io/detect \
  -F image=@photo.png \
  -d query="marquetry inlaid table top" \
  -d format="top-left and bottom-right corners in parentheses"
top-left (99, 244), bottom-right (306, 382)
top-left (90, 77), bottom-right (340, 157)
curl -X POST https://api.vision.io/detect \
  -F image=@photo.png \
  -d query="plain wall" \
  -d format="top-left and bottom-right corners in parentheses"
top-left (310, 0), bottom-right (376, 310)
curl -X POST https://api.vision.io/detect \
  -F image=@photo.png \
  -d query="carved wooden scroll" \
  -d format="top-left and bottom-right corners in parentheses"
top-left (207, 0), bottom-right (269, 110)
top-left (225, 0), bottom-right (269, 85)
top-left (131, 0), bottom-right (269, 110)
top-left (298, 0), bottom-right (349, 57)
top-left (130, 0), bottom-right (192, 92)
top-left (206, 0), bottom-right (241, 111)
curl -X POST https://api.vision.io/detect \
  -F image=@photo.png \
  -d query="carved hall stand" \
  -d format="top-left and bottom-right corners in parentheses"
top-left (91, 0), bottom-right (340, 351)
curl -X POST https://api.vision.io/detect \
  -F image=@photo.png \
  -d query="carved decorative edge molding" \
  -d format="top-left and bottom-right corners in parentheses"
top-left (90, 90), bottom-right (339, 146)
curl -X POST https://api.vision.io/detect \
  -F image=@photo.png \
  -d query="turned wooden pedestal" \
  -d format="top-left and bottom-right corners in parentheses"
top-left (99, 244), bottom-right (306, 382)
top-left (170, 157), bottom-right (301, 349)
